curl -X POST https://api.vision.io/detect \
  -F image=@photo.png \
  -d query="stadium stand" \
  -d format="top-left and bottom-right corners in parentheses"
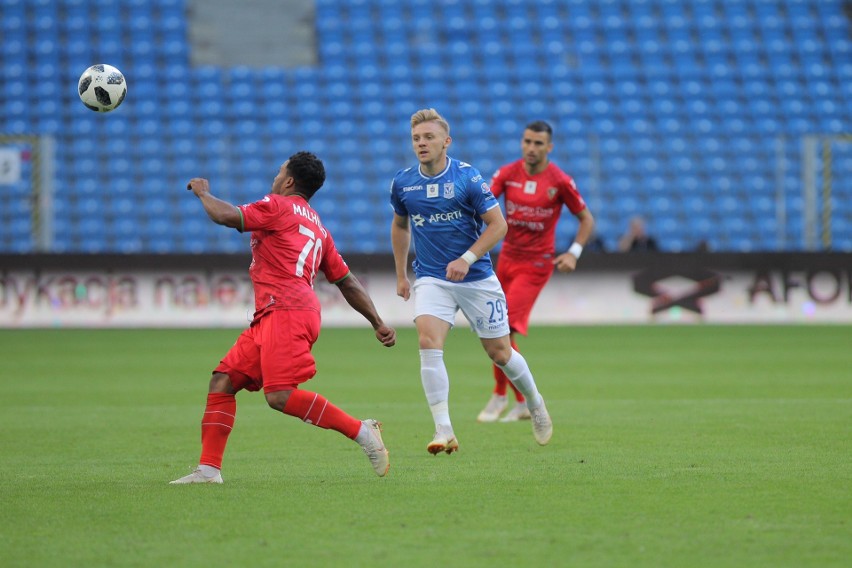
top-left (0, 0), bottom-right (849, 253)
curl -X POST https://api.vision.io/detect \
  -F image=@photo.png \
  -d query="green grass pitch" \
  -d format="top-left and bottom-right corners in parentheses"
top-left (1, 325), bottom-right (849, 567)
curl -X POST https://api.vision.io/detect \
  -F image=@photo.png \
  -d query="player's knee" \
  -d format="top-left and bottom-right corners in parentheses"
top-left (264, 390), bottom-right (291, 412)
top-left (490, 352), bottom-right (511, 366)
top-left (208, 372), bottom-right (236, 394)
top-left (418, 336), bottom-right (442, 349)
top-left (484, 342), bottom-right (513, 366)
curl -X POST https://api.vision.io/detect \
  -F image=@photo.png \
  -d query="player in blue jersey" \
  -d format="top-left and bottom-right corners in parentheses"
top-left (390, 108), bottom-right (553, 454)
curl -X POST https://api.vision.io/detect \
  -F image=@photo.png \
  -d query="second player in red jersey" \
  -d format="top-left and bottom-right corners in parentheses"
top-left (477, 121), bottom-right (596, 423)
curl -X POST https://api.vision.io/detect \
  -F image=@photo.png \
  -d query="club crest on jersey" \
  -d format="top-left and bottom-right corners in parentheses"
top-left (443, 182), bottom-right (455, 199)
top-left (524, 181), bottom-right (537, 194)
top-left (548, 187), bottom-right (558, 200)
top-left (427, 184), bottom-right (439, 198)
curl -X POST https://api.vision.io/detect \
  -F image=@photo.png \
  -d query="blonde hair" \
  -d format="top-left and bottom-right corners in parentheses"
top-left (410, 108), bottom-right (450, 136)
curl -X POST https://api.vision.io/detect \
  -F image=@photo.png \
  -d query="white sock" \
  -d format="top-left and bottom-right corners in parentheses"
top-left (429, 401), bottom-right (452, 432)
top-left (354, 422), bottom-right (371, 446)
top-left (498, 350), bottom-right (543, 409)
top-left (198, 464), bottom-right (220, 476)
top-left (420, 349), bottom-right (452, 429)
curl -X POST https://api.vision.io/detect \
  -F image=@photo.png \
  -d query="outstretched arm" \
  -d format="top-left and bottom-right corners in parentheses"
top-left (336, 274), bottom-right (396, 347)
top-left (187, 178), bottom-right (242, 229)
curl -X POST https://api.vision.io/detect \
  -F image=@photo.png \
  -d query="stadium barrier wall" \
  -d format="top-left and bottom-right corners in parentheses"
top-left (1, 253), bottom-right (850, 328)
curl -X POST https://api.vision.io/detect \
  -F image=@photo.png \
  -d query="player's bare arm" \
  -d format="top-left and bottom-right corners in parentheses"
top-left (336, 274), bottom-right (397, 347)
top-left (187, 178), bottom-right (242, 229)
top-left (446, 206), bottom-right (508, 282)
top-left (391, 213), bottom-right (412, 300)
top-left (554, 208), bottom-right (596, 273)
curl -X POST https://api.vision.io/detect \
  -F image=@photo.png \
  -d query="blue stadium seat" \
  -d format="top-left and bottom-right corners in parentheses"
top-left (1, 0), bottom-right (848, 254)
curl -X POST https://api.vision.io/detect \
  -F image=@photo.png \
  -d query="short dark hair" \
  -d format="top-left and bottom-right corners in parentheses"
top-left (525, 120), bottom-right (553, 138)
top-left (287, 151), bottom-right (326, 199)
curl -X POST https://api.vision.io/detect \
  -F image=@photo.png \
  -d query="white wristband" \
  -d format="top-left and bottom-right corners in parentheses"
top-left (568, 242), bottom-right (583, 259)
top-left (460, 250), bottom-right (478, 265)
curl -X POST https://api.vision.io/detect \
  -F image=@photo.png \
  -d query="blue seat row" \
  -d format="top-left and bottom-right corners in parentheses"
top-left (0, 0), bottom-right (850, 254)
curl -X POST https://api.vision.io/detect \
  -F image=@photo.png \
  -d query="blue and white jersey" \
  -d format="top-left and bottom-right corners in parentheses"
top-left (390, 156), bottom-right (501, 282)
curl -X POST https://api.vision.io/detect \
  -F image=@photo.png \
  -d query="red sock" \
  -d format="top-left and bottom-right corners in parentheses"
top-left (282, 389), bottom-right (361, 439)
top-left (199, 392), bottom-right (236, 469)
top-left (493, 364), bottom-right (509, 396)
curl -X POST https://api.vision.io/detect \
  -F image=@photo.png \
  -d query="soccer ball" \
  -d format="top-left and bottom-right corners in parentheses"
top-left (77, 64), bottom-right (127, 112)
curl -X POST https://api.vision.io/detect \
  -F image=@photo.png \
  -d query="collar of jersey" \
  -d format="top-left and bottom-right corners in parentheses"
top-left (418, 157), bottom-right (452, 179)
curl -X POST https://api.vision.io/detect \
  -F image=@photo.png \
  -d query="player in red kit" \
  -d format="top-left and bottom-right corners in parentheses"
top-left (477, 121), bottom-right (595, 423)
top-left (171, 152), bottom-right (397, 483)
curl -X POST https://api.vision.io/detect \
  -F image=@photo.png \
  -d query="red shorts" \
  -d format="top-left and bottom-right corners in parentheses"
top-left (495, 255), bottom-right (553, 336)
top-left (214, 309), bottom-right (321, 394)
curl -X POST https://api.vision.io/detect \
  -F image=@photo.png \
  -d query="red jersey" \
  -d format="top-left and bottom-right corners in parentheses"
top-left (238, 194), bottom-right (350, 320)
top-left (490, 159), bottom-right (587, 260)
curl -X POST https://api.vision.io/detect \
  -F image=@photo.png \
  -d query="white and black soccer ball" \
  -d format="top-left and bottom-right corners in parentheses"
top-left (77, 64), bottom-right (127, 112)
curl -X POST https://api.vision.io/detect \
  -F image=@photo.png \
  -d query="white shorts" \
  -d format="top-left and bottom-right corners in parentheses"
top-left (412, 276), bottom-right (510, 339)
